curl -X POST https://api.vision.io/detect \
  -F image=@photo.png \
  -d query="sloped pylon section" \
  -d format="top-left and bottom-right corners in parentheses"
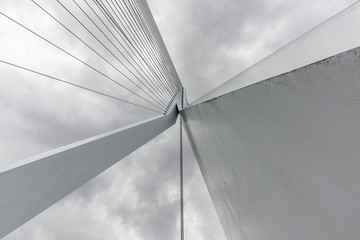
top-left (192, 1), bottom-right (360, 105)
top-left (181, 47), bottom-right (360, 240)
top-left (0, 106), bottom-right (178, 239)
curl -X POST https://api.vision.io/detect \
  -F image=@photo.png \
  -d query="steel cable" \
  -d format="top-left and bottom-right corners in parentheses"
top-left (0, 11), bottom-right (164, 112)
top-left (122, 0), bottom-right (178, 97)
top-left (110, 0), bottom-right (177, 98)
top-left (73, 0), bottom-right (170, 107)
top-left (99, 0), bottom-right (176, 102)
top-left (0, 59), bottom-right (162, 113)
top-left (56, 0), bottom-right (168, 110)
top-left (81, 0), bottom-right (172, 104)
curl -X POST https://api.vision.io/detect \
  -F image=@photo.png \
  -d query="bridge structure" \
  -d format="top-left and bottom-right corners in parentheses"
top-left (1, 1), bottom-right (360, 239)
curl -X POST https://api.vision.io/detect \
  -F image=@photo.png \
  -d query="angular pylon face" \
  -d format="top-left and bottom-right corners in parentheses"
top-left (0, 106), bottom-right (178, 239)
top-left (180, 3), bottom-right (360, 239)
top-left (182, 47), bottom-right (360, 240)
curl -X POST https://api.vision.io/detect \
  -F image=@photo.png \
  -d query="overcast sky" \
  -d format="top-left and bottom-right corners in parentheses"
top-left (0, 0), bottom-right (357, 239)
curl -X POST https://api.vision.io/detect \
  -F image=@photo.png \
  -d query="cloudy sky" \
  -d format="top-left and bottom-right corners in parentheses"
top-left (0, 0), bottom-right (357, 239)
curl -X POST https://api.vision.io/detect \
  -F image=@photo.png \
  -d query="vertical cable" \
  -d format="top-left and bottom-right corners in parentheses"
top-left (180, 117), bottom-right (184, 240)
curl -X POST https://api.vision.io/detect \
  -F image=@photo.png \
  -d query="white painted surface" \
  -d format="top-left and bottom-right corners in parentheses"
top-left (0, 106), bottom-right (178, 239)
top-left (191, 1), bottom-right (360, 105)
top-left (182, 47), bottom-right (360, 240)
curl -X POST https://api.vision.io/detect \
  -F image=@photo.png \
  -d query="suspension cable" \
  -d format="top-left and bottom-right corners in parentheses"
top-left (0, 59), bottom-right (162, 113)
top-left (72, 0), bottom-right (170, 107)
top-left (81, 0), bottom-right (172, 105)
top-left (0, 11), bottom-right (165, 112)
top-left (98, 0), bottom-right (177, 99)
top-left (56, 0), bottom-right (168, 110)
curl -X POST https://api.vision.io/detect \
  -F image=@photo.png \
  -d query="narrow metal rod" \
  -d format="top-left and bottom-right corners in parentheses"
top-left (180, 117), bottom-right (184, 240)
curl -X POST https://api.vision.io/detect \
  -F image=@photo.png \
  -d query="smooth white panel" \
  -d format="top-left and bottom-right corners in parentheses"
top-left (182, 47), bottom-right (360, 240)
top-left (0, 106), bottom-right (178, 239)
